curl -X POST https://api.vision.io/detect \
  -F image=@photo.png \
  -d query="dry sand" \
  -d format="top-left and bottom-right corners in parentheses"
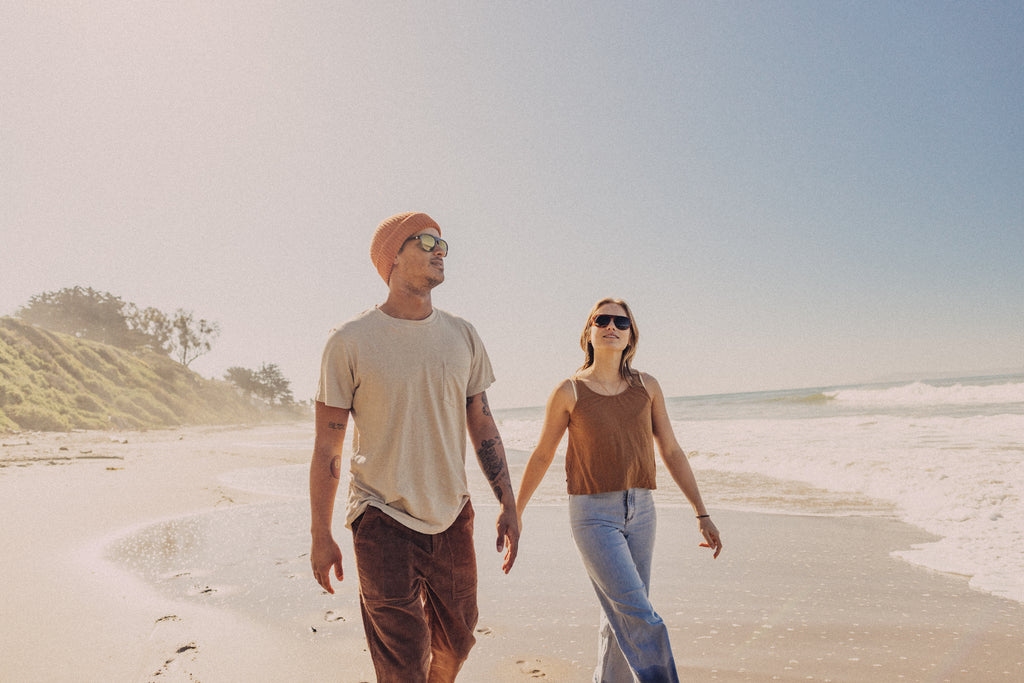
top-left (2, 425), bottom-right (1022, 682)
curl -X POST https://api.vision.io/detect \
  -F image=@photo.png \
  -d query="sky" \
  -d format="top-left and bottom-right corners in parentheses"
top-left (2, 1), bottom-right (1023, 410)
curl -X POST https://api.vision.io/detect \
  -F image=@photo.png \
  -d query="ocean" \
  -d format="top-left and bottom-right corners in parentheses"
top-left (108, 374), bottom-right (1024, 611)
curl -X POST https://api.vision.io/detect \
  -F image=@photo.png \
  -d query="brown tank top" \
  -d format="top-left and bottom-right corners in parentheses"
top-left (564, 378), bottom-right (657, 495)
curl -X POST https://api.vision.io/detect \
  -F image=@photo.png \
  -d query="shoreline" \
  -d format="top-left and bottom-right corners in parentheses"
top-left (2, 426), bottom-right (1023, 681)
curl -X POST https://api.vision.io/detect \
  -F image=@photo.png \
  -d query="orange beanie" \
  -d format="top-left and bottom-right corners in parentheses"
top-left (370, 212), bottom-right (442, 284)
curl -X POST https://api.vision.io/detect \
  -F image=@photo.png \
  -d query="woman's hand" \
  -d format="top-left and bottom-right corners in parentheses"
top-left (698, 517), bottom-right (723, 558)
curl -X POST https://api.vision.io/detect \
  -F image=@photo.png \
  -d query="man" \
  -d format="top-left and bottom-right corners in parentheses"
top-left (310, 211), bottom-right (519, 682)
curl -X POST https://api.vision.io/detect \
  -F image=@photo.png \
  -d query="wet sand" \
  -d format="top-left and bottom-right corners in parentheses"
top-left (2, 426), bottom-right (1022, 682)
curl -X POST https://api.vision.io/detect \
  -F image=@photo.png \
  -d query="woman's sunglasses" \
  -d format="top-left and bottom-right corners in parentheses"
top-left (592, 314), bottom-right (631, 331)
top-left (405, 234), bottom-right (449, 257)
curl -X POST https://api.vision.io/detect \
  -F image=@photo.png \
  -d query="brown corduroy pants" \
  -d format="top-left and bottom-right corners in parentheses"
top-left (352, 502), bottom-right (478, 683)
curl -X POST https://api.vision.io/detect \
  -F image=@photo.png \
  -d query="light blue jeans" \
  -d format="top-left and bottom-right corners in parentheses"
top-left (569, 489), bottom-right (679, 683)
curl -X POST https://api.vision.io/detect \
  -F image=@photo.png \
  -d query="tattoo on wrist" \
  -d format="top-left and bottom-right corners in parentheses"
top-left (328, 421), bottom-right (346, 431)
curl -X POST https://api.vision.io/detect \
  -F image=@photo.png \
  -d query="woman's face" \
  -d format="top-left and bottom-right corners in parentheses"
top-left (589, 302), bottom-right (632, 353)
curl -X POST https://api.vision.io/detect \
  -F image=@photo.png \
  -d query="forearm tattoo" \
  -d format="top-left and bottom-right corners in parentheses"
top-left (466, 394), bottom-right (493, 417)
top-left (476, 435), bottom-right (511, 502)
top-left (325, 422), bottom-right (345, 480)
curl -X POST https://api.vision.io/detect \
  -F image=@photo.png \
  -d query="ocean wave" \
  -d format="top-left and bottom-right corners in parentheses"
top-left (831, 381), bottom-right (1024, 407)
top-left (681, 412), bottom-right (1024, 604)
top-left (767, 391), bottom-right (836, 405)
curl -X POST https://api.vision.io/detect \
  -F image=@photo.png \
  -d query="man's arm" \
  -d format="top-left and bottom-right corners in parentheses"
top-left (309, 401), bottom-right (350, 593)
top-left (466, 391), bottom-right (520, 573)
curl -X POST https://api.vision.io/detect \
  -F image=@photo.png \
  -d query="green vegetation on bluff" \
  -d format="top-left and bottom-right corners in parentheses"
top-left (0, 316), bottom-right (303, 432)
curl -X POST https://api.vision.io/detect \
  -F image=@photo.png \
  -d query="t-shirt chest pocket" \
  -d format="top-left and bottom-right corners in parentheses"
top-left (440, 360), bottom-right (468, 408)
top-left (438, 331), bottom-right (473, 408)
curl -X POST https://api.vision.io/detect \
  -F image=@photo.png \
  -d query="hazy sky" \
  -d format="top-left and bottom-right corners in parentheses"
top-left (3, 2), bottom-right (1022, 409)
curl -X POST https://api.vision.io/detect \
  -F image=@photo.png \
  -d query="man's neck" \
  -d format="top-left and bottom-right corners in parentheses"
top-left (378, 290), bottom-right (434, 321)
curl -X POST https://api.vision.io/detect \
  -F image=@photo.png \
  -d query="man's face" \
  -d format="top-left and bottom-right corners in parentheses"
top-left (392, 227), bottom-right (446, 289)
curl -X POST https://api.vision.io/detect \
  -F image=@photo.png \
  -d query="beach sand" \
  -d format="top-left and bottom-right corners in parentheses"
top-left (2, 425), bottom-right (1022, 682)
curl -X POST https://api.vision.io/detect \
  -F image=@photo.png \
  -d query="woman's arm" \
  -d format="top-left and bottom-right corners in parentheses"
top-left (516, 380), bottom-right (574, 524)
top-left (646, 373), bottom-right (723, 557)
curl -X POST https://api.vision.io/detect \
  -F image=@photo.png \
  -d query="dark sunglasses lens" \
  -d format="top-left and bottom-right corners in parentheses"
top-left (593, 314), bottom-right (630, 330)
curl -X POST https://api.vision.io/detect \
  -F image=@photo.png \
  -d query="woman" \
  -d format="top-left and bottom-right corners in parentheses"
top-left (516, 297), bottom-right (723, 683)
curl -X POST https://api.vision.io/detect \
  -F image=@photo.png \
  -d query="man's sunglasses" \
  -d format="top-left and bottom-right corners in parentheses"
top-left (405, 234), bottom-right (448, 257)
top-left (592, 314), bottom-right (631, 331)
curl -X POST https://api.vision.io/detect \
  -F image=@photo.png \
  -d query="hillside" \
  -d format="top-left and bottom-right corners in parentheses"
top-left (0, 316), bottom-right (303, 432)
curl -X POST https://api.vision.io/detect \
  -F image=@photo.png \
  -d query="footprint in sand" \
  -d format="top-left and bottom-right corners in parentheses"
top-left (324, 610), bottom-right (345, 622)
top-left (516, 659), bottom-right (548, 678)
top-left (150, 641), bottom-right (199, 678)
top-left (138, 615), bottom-right (198, 681)
top-left (475, 626), bottom-right (494, 637)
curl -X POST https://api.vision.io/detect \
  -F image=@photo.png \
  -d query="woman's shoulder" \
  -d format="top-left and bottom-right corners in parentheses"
top-left (633, 371), bottom-right (663, 395)
top-left (550, 377), bottom-right (578, 405)
top-left (537, 378), bottom-right (577, 418)
top-left (558, 377), bottom-right (578, 395)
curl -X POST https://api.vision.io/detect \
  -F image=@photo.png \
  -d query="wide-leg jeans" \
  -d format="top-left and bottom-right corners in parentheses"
top-left (569, 488), bottom-right (679, 683)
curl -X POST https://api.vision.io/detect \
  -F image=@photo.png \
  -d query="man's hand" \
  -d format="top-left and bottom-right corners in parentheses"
top-left (496, 505), bottom-right (520, 574)
top-left (311, 536), bottom-right (344, 593)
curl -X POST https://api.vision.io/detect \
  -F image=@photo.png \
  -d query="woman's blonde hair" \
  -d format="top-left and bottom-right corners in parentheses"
top-left (578, 297), bottom-right (640, 383)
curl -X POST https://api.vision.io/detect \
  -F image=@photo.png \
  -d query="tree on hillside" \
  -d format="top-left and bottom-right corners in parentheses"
top-left (17, 287), bottom-right (135, 347)
top-left (15, 288), bottom-right (221, 365)
top-left (125, 305), bottom-right (174, 353)
top-left (224, 366), bottom-right (258, 398)
top-left (171, 310), bottom-right (220, 367)
top-left (225, 362), bottom-right (293, 405)
top-left (255, 363), bottom-right (293, 405)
